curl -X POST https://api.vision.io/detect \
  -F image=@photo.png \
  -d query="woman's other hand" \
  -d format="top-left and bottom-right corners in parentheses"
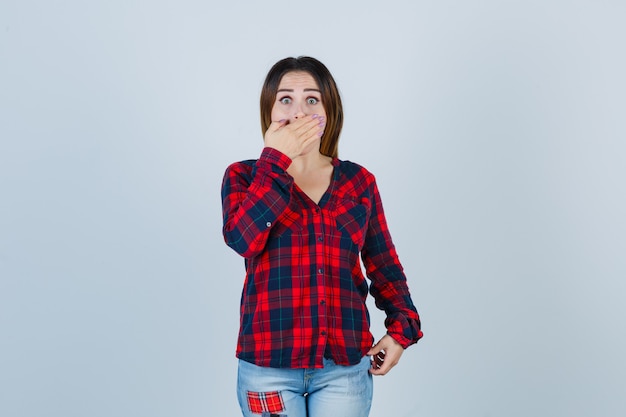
top-left (367, 334), bottom-right (405, 376)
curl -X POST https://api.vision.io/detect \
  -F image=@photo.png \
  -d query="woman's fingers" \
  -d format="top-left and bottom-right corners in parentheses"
top-left (267, 119), bottom-right (288, 133)
top-left (264, 115), bottom-right (325, 159)
top-left (300, 116), bottom-right (325, 138)
top-left (295, 116), bottom-right (325, 155)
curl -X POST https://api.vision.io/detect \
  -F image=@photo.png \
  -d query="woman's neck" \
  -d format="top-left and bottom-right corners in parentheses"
top-left (288, 151), bottom-right (332, 174)
top-left (287, 151), bottom-right (334, 205)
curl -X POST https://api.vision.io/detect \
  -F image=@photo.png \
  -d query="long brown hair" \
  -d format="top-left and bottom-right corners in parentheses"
top-left (260, 56), bottom-right (344, 158)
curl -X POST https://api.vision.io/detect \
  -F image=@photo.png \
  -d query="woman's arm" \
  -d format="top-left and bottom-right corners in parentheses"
top-left (221, 147), bottom-right (293, 258)
top-left (361, 177), bottom-right (423, 350)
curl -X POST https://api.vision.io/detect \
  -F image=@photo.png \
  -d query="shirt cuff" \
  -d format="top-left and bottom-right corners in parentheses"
top-left (260, 147), bottom-right (292, 172)
top-left (386, 322), bottom-right (423, 349)
top-left (387, 332), bottom-right (414, 350)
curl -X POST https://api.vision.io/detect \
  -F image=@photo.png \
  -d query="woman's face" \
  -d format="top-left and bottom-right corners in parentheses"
top-left (271, 71), bottom-right (326, 124)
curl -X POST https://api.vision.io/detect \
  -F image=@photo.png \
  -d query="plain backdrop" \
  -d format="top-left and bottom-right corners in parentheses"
top-left (1, 1), bottom-right (625, 416)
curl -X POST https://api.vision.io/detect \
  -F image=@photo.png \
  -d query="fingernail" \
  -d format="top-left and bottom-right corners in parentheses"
top-left (318, 131), bottom-right (324, 136)
top-left (279, 119), bottom-right (286, 123)
top-left (312, 114), bottom-right (319, 119)
top-left (319, 121), bottom-right (325, 127)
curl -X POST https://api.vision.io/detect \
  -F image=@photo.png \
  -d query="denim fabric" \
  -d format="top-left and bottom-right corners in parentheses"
top-left (237, 356), bottom-right (373, 417)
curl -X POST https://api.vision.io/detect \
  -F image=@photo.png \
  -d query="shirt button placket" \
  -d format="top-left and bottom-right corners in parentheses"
top-left (314, 207), bottom-right (328, 353)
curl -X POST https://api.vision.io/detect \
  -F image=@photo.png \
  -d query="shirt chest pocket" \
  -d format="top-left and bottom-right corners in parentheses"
top-left (334, 197), bottom-right (371, 249)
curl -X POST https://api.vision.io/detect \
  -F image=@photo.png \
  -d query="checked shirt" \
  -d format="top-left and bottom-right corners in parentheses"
top-left (222, 147), bottom-right (422, 369)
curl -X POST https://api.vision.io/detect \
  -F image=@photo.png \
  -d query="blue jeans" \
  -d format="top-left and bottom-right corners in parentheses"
top-left (237, 356), bottom-right (373, 417)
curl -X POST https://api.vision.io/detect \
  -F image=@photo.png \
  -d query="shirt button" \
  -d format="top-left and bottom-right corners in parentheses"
top-left (266, 221), bottom-right (272, 227)
top-left (320, 300), bottom-right (326, 305)
top-left (321, 331), bottom-right (327, 336)
top-left (317, 236), bottom-right (323, 242)
top-left (318, 268), bottom-right (323, 274)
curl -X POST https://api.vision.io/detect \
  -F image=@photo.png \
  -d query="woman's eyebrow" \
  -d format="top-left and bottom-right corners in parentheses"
top-left (277, 88), bottom-right (321, 93)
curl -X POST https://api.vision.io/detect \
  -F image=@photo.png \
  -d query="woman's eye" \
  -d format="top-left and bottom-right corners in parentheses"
top-left (280, 97), bottom-right (292, 105)
top-left (307, 97), bottom-right (319, 105)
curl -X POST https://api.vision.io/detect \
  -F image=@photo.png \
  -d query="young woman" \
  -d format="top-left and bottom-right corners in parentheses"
top-left (221, 56), bottom-right (423, 417)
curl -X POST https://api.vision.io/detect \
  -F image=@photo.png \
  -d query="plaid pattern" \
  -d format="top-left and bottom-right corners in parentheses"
top-left (246, 390), bottom-right (285, 414)
top-left (222, 147), bottom-right (423, 369)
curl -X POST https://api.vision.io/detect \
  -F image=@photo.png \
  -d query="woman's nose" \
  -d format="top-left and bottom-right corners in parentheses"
top-left (293, 104), bottom-right (306, 120)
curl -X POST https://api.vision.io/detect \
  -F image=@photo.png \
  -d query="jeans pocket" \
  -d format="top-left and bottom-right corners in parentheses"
top-left (346, 357), bottom-right (373, 396)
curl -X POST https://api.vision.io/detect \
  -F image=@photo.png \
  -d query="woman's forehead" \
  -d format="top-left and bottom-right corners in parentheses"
top-left (278, 71), bottom-right (319, 89)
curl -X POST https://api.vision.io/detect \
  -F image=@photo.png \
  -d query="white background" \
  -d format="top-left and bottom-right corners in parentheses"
top-left (1, 1), bottom-right (625, 416)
